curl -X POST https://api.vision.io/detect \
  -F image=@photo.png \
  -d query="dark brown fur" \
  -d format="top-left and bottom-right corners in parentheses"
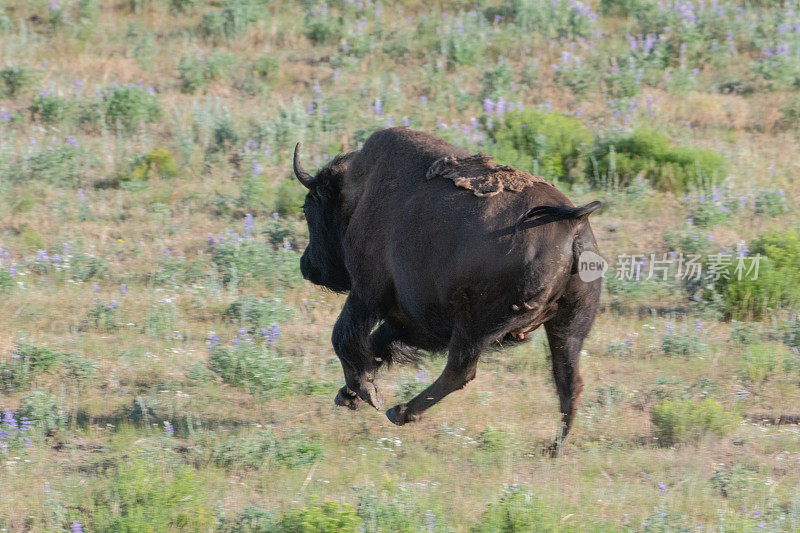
top-left (295, 127), bottom-right (602, 453)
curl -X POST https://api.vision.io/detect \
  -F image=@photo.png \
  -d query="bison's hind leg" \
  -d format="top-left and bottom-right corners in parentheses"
top-left (544, 276), bottom-right (601, 454)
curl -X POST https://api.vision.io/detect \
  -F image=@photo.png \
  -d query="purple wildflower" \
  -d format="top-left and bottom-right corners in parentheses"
top-left (657, 481), bottom-right (667, 494)
top-left (164, 421), bottom-right (174, 436)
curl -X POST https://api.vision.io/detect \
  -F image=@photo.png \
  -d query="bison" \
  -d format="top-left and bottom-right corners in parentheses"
top-left (293, 127), bottom-right (602, 450)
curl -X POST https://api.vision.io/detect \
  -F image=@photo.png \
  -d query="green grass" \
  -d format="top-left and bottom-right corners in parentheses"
top-left (1, 0), bottom-right (800, 531)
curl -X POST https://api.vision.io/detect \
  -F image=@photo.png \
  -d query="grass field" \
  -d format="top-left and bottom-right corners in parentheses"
top-left (1, 0), bottom-right (800, 531)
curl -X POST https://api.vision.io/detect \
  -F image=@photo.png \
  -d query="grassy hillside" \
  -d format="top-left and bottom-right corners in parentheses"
top-left (1, 0), bottom-right (799, 531)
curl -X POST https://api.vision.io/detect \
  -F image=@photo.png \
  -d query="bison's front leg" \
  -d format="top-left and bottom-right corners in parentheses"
top-left (332, 295), bottom-right (383, 410)
top-left (386, 336), bottom-right (481, 425)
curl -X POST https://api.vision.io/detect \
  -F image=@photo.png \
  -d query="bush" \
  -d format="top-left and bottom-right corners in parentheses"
top-left (198, 1), bottom-right (267, 44)
top-left (11, 144), bottom-right (90, 187)
top-left (716, 229), bottom-right (800, 319)
top-left (211, 237), bottom-right (302, 288)
top-left (225, 296), bottom-right (293, 330)
top-left (472, 487), bottom-right (563, 533)
top-left (276, 502), bottom-right (359, 533)
top-left (651, 398), bottom-right (739, 446)
top-left (0, 343), bottom-right (65, 392)
top-left (122, 148), bottom-right (178, 182)
top-left (18, 390), bottom-right (67, 433)
top-left (0, 267), bottom-right (13, 293)
top-left (477, 425), bottom-right (507, 452)
top-left (0, 65), bottom-right (36, 98)
top-left (588, 129), bottom-right (729, 192)
top-left (356, 487), bottom-right (444, 533)
top-left (208, 340), bottom-right (290, 396)
top-left (661, 329), bottom-right (705, 357)
top-left (489, 109), bottom-right (592, 183)
top-left (784, 316), bottom-right (800, 349)
top-left (101, 85), bottom-right (162, 131)
top-left (90, 459), bottom-right (215, 531)
top-left (273, 179), bottom-right (306, 218)
top-left (211, 430), bottom-right (278, 470)
top-left (177, 53), bottom-right (235, 94)
top-left (30, 93), bottom-right (71, 124)
top-left (738, 343), bottom-right (782, 384)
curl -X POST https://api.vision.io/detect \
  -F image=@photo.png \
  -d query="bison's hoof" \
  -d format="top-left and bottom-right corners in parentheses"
top-left (386, 404), bottom-right (421, 426)
top-left (356, 380), bottom-right (384, 411)
top-left (334, 387), bottom-right (362, 410)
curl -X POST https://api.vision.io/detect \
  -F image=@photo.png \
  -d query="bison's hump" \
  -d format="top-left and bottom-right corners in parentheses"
top-left (425, 153), bottom-right (545, 197)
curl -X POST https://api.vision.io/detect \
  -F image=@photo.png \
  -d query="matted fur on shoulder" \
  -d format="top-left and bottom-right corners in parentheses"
top-left (426, 152), bottom-right (546, 197)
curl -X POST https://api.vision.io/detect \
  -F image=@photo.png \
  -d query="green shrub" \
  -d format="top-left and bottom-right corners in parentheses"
top-left (177, 53), bottom-right (235, 94)
top-left (651, 398), bottom-right (739, 446)
top-left (221, 506), bottom-right (274, 532)
top-left (91, 459), bottom-right (215, 531)
top-left (101, 85), bottom-right (162, 131)
top-left (11, 144), bottom-right (90, 187)
top-left (716, 229), bottom-right (800, 319)
top-left (88, 300), bottom-right (118, 332)
top-left (472, 487), bottom-right (562, 533)
top-left (30, 92), bottom-right (71, 124)
top-left (122, 148), bottom-right (178, 182)
top-left (274, 179), bottom-right (306, 218)
top-left (784, 316), bottom-right (800, 349)
top-left (0, 343), bottom-right (65, 392)
top-left (729, 321), bottom-right (758, 345)
top-left (738, 343), bottom-right (783, 384)
top-left (0, 65), bottom-right (36, 97)
top-left (661, 329), bottom-right (705, 357)
top-left (0, 267), bottom-right (13, 293)
top-left (208, 341), bottom-right (290, 396)
top-left (477, 425), bottom-right (507, 452)
top-left (62, 355), bottom-right (98, 385)
top-left (198, 1), bottom-right (267, 44)
top-left (18, 389), bottom-right (67, 433)
top-left (304, 16), bottom-right (343, 45)
top-left (211, 237), bottom-right (302, 288)
top-left (588, 129), bottom-right (729, 191)
top-left (225, 296), bottom-right (293, 330)
top-left (753, 188), bottom-right (790, 217)
top-left (211, 430), bottom-right (278, 470)
top-left (356, 487), bottom-right (443, 533)
top-left (276, 502), bottom-right (359, 533)
top-left (490, 109), bottom-right (592, 183)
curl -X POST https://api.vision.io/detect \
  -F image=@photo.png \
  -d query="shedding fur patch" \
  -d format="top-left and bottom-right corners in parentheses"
top-left (425, 153), bottom-right (546, 197)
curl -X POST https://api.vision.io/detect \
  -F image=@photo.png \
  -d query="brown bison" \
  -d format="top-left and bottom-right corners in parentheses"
top-left (293, 127), bottom-right (602, 450)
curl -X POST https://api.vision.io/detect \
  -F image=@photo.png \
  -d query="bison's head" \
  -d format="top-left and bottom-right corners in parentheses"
top-left (293, 143), bottom-right (352, 293)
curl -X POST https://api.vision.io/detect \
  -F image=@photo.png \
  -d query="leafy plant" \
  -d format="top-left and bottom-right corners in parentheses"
top-left (0, 65), bottom-right (36, 97)
top-left (588, 129), bottom-right (728, 191)
top-left (716, 229), bottom-right (800, 319)
top-left (651, 398), bottom-right (739, 446)
top-left (489, 109), bottom-right (592, 182)
top-left (90, 459), bottom-right (215, 531)
top-left (208, 340), bottom-right (290, 396)
top-left (276, 502), bottom-right (359, 533)
top-left (100, 85), bottom-right (162, 131)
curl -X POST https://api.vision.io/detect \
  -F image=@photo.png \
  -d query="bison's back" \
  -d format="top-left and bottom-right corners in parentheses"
top-left (344, 128), bottom-right (576, 343)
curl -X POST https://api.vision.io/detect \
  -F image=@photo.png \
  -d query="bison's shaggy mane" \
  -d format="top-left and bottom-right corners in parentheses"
top-left (425, 152), bottom-right (546, 197)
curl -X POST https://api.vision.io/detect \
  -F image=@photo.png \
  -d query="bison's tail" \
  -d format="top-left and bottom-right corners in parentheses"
top-left (513, 201), bottom-right (601, 234)
top-left (507, 201), bottom-right (601, 256)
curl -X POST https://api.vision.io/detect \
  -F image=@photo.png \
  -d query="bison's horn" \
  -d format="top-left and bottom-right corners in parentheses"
top-left (293, 142), bottom-right (315, 189)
